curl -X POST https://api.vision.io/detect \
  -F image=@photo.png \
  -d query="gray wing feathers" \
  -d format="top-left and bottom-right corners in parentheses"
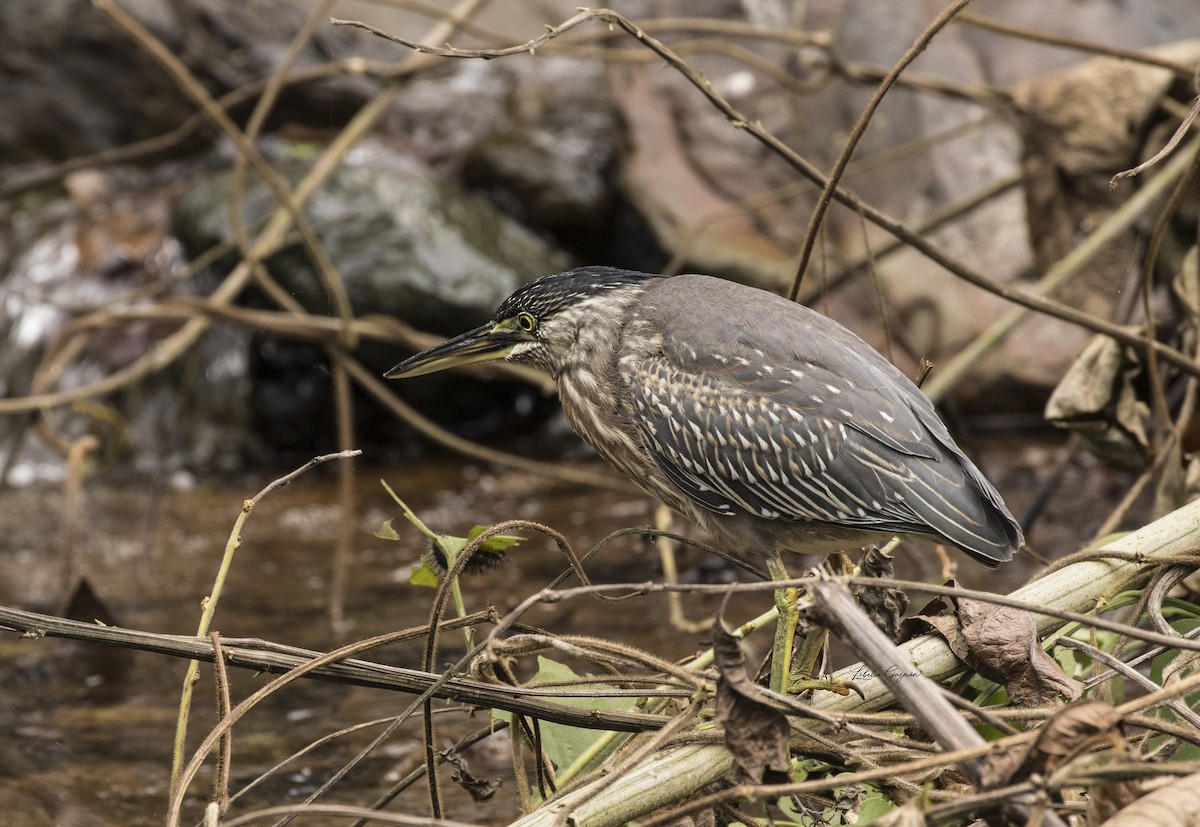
top-left (628, 275), bottom-right (1023, 565)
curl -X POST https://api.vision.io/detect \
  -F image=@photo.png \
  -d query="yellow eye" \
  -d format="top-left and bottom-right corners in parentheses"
top-left (516, 312), bottom-right (537, 332)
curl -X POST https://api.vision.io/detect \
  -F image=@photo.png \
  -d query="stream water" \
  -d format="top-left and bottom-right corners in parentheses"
top-left (0, 438), bottom-right (1135, 825)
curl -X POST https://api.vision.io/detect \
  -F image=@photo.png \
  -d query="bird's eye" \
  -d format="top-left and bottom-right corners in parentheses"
top-left (516, 313), bottom-right (537, 332)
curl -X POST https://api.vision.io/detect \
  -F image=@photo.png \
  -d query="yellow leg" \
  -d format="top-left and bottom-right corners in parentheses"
top-left (779, 553), bottom-right (848, 690)
top-left (785, 554), bottom-right (863, 694)
top-left (765, 556), bottom-right (798, 693)
top-left (788, 628), bottom-right (828, 692)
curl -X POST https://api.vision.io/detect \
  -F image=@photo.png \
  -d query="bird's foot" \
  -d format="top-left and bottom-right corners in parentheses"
top-left (786, 675), bottom-right (861, 698)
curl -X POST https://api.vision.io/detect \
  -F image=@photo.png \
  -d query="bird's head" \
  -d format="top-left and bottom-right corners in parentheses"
top-left (385, 267), bottom-right (662, 380)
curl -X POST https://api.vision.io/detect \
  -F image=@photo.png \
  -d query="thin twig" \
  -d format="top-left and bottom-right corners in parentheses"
top-left (788, 0), bottom-right (976, 300)
top-left (956, 11), bottom-right (1197, 78)
top-left (329, 358), bottom-right (356, 636)
top-left (1112, 96), bottom-right (1200, 188)
top-left (169, 450), bottom-right (360, 795)
top-left (1058, 637), bottom-right (1200, 730)
top-left (210, 632), bottom-right (233, 818)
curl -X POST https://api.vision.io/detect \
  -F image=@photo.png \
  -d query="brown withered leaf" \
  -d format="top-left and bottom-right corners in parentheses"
top-left (976, 743), bottom-right (1030, 790)
top-left (1030, 701), bottom-right (1122, 764)
top-left (1088, 778), bottom-right (1144, 825)
top-left (852, 546), bottom-right (909, 642)
top-left (712, 616), bottom-right (789, 784)
top-left (907, 596), bottom-right (1082, 706)
top-left (1045, 334), bottom-right (1151, 470)
top-left (897, 586), bottom-right (955, 644)
top-left (444, 752), bottom-right (501, 803)
top-left (983, 701), bottom-right (1123, 787)
top-left (1095, 770), bottom-right (1200, 827)
top-left (960, 598), bottom-right (1083, 705)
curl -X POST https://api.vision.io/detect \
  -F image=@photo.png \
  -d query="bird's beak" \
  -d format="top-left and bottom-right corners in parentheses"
top-left (384, 322), bottom-right (522, 379)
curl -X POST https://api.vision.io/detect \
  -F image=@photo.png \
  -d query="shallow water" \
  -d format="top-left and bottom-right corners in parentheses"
top-left (0, 439), bottom-right (1133, 824)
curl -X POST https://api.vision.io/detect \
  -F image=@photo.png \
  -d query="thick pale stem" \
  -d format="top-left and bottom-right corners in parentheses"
top-left (510, 498), bottom-right (1200, 827)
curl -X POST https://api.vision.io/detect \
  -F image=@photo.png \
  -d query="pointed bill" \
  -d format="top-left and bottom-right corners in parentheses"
top-left (384, 323), bottom-right (522, 378)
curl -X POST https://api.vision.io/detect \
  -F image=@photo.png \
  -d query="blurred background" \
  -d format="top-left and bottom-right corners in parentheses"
top-left (1, 0), bottom-right (1199, 823)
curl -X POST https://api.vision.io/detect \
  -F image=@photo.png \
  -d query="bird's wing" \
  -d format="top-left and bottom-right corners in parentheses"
top-left (624, 275), bottom-right (1020, 564)
top-left (628, 349), bottom-right (1018, 564)
top-left (629, 354), bottom-right (934, 532)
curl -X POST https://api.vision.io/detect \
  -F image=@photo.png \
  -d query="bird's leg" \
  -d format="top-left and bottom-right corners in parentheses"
top-left (765, 555), bottom-right (799, 693)
top-left (787, 553), bottom-right (863, 694)
top-left (788, 554), bottom-right (847, 688)
top-left (788, 627), bottom-right (828, 693)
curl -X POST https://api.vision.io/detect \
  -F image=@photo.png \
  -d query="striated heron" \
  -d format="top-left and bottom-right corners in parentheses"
top-left (386, 267), bottom-right (1023, 682)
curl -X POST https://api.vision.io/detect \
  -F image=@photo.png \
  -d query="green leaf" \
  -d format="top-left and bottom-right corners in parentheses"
top-left (409, 559), bottom-right (441, 588)
top-left (493, 657), bottom-right (637, 779)
top-left (435, 534), bottom-right (469, 561)
top-left (778, 779), bottom-right (895, 827)
top-left (854, 790), bottom-right (897, 826)
top-left (379, 481), bottom-right (519, 580)
top-left (380, 480), bottom-right (438, 542)
top-left (534, 659), bottom-right (636, 775)
top-left (375, 519), bottom-right (400, 541)
top-left (467, 525), bottom-right (524, 553)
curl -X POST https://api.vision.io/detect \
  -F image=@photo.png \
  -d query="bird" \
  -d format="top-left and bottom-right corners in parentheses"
top-left (385, 266), bottom-right (1023, 575)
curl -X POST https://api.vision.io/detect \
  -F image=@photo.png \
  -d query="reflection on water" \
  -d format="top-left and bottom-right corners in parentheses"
top-left (0, 440), bottom-right (1132, 824)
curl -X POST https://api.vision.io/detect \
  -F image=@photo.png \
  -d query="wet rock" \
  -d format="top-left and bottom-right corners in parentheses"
top-left (0, 143), bottom-right (572, 479)
top-left (387, 56), bottom-right (664, 271)
top-left (0, 0), bottom-right (376, 164)
top-left (458, 59), bottom-right (620, 258)
top-left (171, 139), bottom-right (571, 458)
top-left (0, 165), bottom-right (261, 481)
top-left (173, 139), bottom-right (569, 334)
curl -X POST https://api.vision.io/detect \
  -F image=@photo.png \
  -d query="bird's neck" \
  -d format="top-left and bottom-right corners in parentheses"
top-left (553, 304), bottom-right (666, 493)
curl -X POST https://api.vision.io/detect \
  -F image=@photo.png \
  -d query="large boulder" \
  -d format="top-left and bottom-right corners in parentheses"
top-left (0, 0), bottom-right (377, 164)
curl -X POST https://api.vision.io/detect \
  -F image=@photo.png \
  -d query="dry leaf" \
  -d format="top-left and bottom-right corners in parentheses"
top-left (445, 752), bottom-right (501, 803)
top-left (853, 546), bottom-right (909, 642)
top-left (1030, 700), bottom-right (1121, 762)
top-left (987, 701), bottom-right (1123, 787)
top-left (906, 595), bottom-right (1082, 705)
top-left (1098, 771), bottom-right (1200, 827)
top-left (712, 617), bottom-right (789, 784)
top-left (1045, 334), bottom-right (1151, 470)
top-left (1089, 777), bottom-right (1144, 825)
